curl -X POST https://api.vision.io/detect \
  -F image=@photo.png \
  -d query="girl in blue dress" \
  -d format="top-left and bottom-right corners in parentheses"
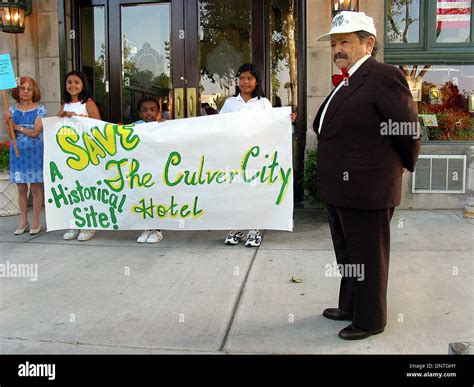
top-left (3, 77), bottom-right (46, 235)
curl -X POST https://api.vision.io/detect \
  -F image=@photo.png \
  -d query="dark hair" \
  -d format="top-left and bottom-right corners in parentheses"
top-left (355, 31), bottom-right (378, 57)
top-left (137, 96), bottom-right (158, 112)
top-left (234, 63), bottom-right (266, 99)
top-left (12, 76), bottom-right (41, 103)
top-left (64, 70), bottom-right (93, 104)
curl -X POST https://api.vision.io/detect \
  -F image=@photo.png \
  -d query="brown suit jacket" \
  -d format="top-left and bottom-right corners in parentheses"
top-left (313, 57), bottom-right (421, 210)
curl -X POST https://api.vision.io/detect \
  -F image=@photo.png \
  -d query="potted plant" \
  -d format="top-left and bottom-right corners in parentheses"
top-left (0, 141), bottom-right (20, 216)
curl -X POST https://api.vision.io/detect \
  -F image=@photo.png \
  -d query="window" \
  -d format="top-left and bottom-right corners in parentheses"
top-left (385, 0), bottom-right (474, 63)
top-left (386, 0), bottom-right (422, 45)
top-left (269, 0), bottom-right (298, 110)
top-left (402, 64), bottom-right (474, 141)
top-left (435, 0), bottom-right (471, 44)
top-left (199, 0), bottom-right (252, 112)
top-left (385, 1), bottom-right (474, 143)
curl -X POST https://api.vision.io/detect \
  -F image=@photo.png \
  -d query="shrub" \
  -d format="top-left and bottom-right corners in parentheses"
top-left (0, 141), bottom-right (11, 172)
top-left (303, 148), bottom-right (323, 207)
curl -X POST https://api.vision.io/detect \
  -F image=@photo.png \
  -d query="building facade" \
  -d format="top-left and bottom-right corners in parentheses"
top-left (1, 0), bottom-right (473, 208)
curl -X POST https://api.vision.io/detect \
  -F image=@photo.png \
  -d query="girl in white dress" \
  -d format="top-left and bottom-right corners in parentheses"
top-left (220, 63), bottom-right (272, 248)
top-left (220, 63), bottom-right (295, 247)
top-left (58, 70), bottom-right (101, 241)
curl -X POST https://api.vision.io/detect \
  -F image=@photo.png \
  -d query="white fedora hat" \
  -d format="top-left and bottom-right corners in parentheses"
top-left (317, 11), bottom-right (377, 42)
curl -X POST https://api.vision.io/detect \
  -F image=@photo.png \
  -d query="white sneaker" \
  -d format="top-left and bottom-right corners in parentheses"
top-left (245, 229), bottom-right (262, 247)
top-left (137, 230), bottom-right (151, 243)
top-left (146, 230), bottom-right (163, 244)
top-left (224, 230), bottom-right (244, 245)
top-left (63, 229), bottom-right (80, 240)
top-left (77, 229), bottom-right (96, 241)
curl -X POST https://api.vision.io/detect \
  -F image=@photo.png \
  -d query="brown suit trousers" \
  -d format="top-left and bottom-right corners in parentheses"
top-left (326, 205), bottom-right (395, 331)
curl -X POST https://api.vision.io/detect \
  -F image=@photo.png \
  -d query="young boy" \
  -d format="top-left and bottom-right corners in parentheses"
top-left (135, 97), bottom-right (164, 244)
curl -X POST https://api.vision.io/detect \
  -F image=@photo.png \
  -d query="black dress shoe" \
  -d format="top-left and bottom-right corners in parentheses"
top-left (338, 324), bottom-right (384, 340)
top-left (322, 308), bottom-right (353, 321)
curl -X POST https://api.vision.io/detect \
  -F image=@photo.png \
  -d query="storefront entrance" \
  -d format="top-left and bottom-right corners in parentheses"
top-left (70, 0), bottom-right (306, 201)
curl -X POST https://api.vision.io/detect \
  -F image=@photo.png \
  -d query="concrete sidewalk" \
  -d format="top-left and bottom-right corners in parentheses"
top-left (0, 209), bottom-right (472, 354)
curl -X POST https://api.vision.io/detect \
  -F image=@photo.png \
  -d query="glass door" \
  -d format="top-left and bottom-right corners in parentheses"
top-left (75, 0), bottom-right (260, 122)
top-left (198, 0), bottom-right (252, 113)
top-left (77, 4), bottom-right (108, 120)
top-left (119, 3), bottom-right (172, 123)
top-left (72, 0), bottom-right (304, 200)
top-left (75, 0), bottom-right (193, 123)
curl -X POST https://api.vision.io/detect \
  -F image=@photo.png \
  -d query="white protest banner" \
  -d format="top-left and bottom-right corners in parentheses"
top-left (42, 107), bottom-right (294, 231)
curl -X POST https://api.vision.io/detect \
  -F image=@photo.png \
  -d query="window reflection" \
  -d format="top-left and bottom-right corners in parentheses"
top-left (80, 6), bottom-right (107, 119)
top-left (436, 0), bottom-right (471, 43)
top-left (121, 4), bottom-right (171, 123)
top-left (270, 0), bottom-right (297, 110)
top-left (386, 0), bottom-right (421, 44)
top-left (403, 64), bottom-right (474, 141)
top-left (199, 0), bottom-right (251, 112)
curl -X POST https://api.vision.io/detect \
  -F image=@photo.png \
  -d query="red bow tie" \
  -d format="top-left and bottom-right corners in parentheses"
top-left (332, 67), bottom-right (349, 87)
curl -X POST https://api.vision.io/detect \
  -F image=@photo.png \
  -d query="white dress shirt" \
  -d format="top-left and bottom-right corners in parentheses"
top-left (220, 93), bottom-right (272, 113)
top-left (318, 54), bottom-right (371, 134)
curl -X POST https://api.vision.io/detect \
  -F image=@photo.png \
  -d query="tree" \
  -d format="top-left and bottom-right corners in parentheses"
top-left (270, 0), bottom-right (297, 111)
top-left (92, 43), bottom-right (107, 118)
top-left (199, 0), bottom-right (251, 95)
top-left (285, 0), bottom-right (297, 112)
top-left (387, 0), bottom-right (419, 44)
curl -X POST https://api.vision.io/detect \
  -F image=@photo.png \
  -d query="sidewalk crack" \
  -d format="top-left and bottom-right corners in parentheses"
top-left (218, 231), bottom-right (263, 352)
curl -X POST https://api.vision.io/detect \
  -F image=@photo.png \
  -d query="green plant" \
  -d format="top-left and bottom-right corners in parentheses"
top-left (0, 141), bottom-right (10, 172)
top-left (303, 148), bottom-right (322, 207)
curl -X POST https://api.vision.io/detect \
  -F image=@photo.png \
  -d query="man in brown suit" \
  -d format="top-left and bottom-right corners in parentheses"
top-left (314, 11), bottom-right (421, 340)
